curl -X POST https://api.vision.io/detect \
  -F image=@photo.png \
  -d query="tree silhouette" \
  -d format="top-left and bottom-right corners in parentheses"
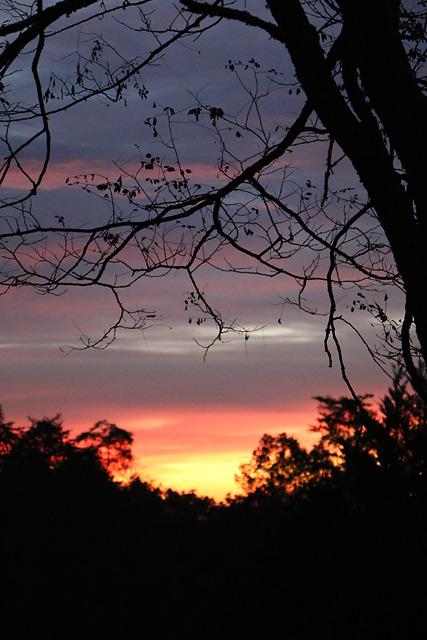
top-left (236, 369), bottom-right (427, 514)
top-left (0, 406), bottom-right (19, 464)
top-left (1, 1), bottom-right (427, 396)
top-left (0, 410), bottom-right (134, 482)
top-left (74, 419), bottom-right (134, 477)
top-left (1, 396), bottom-right (427, 637)
top-left (235, 432), bottom-right (334, 500)
top-left (0, 406), bottom-right (227, 638)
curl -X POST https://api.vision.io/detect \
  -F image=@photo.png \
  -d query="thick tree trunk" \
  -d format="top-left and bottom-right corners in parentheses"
top-left (338, 0), bottom-right (427, 375)
top-left (267, 0), bottom-right (427, 381)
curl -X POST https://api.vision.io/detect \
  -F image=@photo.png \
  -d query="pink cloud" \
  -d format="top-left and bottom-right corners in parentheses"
top-left (2, 155), bottom-right (227, 192)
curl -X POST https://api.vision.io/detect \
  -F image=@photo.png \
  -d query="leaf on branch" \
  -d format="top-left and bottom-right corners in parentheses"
top-left (188, 107), bottom-right (202, 121)
top-left (209, 107), bottom-right (224, 126)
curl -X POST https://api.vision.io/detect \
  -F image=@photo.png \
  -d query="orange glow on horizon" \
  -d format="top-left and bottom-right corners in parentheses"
top-left (124, 408), bottom-right (321, 501)
top-left (136, 451), bottom-right (246, 502)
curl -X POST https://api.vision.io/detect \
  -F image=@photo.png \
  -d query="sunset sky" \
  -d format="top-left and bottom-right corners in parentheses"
top-left (0, 1), bottom-right (395, 500)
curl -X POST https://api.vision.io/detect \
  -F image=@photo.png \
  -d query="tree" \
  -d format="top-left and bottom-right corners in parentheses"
top-left (0, 405), bottom-right (19, 462)
top-left (74, 419), bottom-right (134, 476)
top-left (235, 432), bottom-right (334, 500)
top-left (236, 369), bottom-right (427, 510)
top-left (1, 1), bottom-right (427, 398)
top-left (0, 410), bottom-right (134, 480)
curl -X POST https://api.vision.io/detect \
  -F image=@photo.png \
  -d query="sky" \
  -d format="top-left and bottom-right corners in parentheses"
top-left (0, 1), bottom-right (395, 500)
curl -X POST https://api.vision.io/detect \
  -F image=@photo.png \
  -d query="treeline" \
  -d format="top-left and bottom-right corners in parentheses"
top-left (1, 371), bottom-right (427, 638)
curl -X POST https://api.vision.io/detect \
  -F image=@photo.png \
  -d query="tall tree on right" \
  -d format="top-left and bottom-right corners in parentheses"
top-left (180, 0), bottom-right (427, 397)
top-left (2, 1), bottom-right (427, 400)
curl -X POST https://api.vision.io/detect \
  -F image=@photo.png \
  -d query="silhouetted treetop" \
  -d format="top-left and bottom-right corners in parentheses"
top-left (235, 432), bottom-right (334, 499)
top-left (0, 411), bottom-right (134, 483)
top-left (1, 387), bottom-right (427, 637)
top-left (236, 369), bottom-right (427, 512)
top-left (75, 419), bottom-right (134, 476)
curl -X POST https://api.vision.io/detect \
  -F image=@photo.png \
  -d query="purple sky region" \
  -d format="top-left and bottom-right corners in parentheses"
top-left (0, 1), bottom-right (399, 498)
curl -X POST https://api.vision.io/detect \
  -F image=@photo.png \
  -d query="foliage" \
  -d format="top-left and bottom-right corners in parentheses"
top-left (236, 369), bottom-right (427, 512)
top-left (74, 419), bottom-right (134, 476)
top-left (0, 410), bottom-right (133, 481)
top-left (1, 385), bottom-right (427, 637)
top-left (235, 432), bottom-right (334, 498)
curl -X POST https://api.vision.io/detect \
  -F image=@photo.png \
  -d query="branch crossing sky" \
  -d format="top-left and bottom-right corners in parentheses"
top-left (0, 1), bottom-right (394, 499)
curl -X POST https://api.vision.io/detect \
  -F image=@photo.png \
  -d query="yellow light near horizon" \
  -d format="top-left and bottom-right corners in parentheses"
top-left (67, 408), bottom-right (322, 500)
top-left (136, 451), bottom-right (248, 502)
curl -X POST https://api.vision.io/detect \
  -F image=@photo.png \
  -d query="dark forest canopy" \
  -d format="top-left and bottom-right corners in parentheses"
top-left (2, 369), bottom-right (426, 505)
top-left (1, 1), bottom-right (427, 401)
top-left (1, 373), bottom-right (427, 637)
top-left (235, 369), bottom-right (427, 510)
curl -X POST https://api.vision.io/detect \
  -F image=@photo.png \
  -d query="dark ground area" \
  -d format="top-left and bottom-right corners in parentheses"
top-left (1, 377), bottom-right (427, 638)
